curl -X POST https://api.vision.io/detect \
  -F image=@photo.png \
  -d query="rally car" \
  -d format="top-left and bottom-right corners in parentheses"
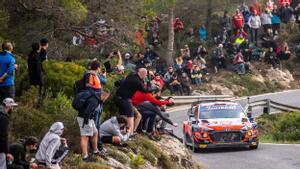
top-left (182, 100), bottom-right (259, 152)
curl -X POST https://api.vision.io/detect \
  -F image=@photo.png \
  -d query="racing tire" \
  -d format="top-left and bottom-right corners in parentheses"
top-left (249, 141), bottom-right (259, 150)
top-left (191, 134), bottom-right (199, 153)
top-left (182, 131), bottom-right (188, 147)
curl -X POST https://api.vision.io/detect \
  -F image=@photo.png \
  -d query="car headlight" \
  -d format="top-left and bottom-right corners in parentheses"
top-left (194, 132), bottom-right (202, 139)
top-left (203, 132), bottom-right (208, 138)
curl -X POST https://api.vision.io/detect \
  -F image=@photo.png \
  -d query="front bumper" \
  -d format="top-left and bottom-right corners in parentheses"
top-left (196, 141), bottom-right (258, 148)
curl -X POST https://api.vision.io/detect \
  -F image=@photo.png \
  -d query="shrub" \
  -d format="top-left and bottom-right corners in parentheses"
top-left (130, 154), bottom-right (145, 169)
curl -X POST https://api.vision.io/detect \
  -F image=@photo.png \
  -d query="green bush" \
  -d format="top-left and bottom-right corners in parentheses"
top-left (258, 112), bottom-right (300, 142)
top-left (130, 154), bottom-right (145, 169)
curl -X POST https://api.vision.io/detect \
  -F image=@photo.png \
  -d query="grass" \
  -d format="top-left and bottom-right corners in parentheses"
top-left (259, 135), bottom-right (300, 144)
top-left (257, 112), bottom-right (300, 143)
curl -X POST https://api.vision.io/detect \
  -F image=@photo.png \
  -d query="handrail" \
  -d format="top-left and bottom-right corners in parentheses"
top-left (246, 99), bottom-right (300, 114)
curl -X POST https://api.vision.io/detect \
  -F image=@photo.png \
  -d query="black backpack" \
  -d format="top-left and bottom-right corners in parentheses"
top-left (72, 90), bottom-right (94, 111)
top-left (74, 73), bottom-right (89, 95)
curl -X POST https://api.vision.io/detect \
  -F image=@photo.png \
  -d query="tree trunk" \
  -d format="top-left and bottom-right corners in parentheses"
top-left (167, 7), bottom-right (175, 67)
top-left (206, 0), bottom-right (212, 39)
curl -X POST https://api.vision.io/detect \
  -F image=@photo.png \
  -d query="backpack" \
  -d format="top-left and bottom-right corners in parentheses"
top-left (72, 90), bottom-right (94, 111)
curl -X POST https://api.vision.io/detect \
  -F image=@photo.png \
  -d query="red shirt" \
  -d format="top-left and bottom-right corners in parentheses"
top-left (132, 91), bottom-right (170, 106)
top-left (279, 0), bottom-right (291, 7)
top-left (232, 14), bottom-right (244, 29)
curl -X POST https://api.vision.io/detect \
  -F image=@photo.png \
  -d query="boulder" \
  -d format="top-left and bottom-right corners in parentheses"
top-left (265, 68), bottom-right (294, 88)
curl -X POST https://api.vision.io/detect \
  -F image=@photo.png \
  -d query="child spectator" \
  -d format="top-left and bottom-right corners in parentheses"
top-left (191, 66), bottom-right (202, 86)
top-left (233, 51), bottom-right (246, 75)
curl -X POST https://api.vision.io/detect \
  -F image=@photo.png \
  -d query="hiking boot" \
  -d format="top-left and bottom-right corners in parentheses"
top-left (94, 150), bottom-right (105, 158)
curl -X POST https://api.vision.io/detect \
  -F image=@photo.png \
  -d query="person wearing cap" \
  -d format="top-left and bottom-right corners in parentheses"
top-left (7, 136), bottom-right (39, 169)
top-left (0, 42), bottom-right (16, 103)
top-left (35, 122), bottom-right (69, 169)
top-left (0, 98), bottom-right (18, 169)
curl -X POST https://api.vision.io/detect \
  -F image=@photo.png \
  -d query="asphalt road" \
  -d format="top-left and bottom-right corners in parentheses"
top-left (167, 89), bottom-right (300, 169)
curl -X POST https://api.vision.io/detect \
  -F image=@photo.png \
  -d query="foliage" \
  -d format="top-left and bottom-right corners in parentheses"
top-left (258, 112), bottom-right (300, 142)
top-left (59, 0), bottom-right (88, 24)
top-left (130, 153), bottom-right (145, 169)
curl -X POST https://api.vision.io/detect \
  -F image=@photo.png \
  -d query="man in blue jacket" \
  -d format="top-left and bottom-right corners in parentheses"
top-left (0, 42), bottom-right (16, 102)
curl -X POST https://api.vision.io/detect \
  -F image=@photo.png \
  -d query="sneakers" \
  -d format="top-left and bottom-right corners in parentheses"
top-left (94, 150), bottom-right (105, 157)
top-left (83, 155), bottom-right (92, 162)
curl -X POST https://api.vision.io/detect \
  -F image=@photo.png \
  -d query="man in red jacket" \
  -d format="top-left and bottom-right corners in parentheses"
top-left (232, 9), bottom-right (244, 32)
top-left (279, 0), bottom-right (291, 7)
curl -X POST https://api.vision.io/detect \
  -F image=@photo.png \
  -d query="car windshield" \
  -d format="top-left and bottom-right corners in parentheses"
top-left (199, 104), bottom-right (244, 119)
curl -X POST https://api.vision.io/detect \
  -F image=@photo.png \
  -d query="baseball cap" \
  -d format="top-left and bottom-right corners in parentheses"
top-left (3, 98), bottom-right (18, 107)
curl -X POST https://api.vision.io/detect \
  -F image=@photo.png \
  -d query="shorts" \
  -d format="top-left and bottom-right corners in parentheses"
top-left (101, 136), bottom-right (113, 143)
top-left (115, 97), bottom-right (134, 117)
top-left (77, 117), bottom-right (97, 136)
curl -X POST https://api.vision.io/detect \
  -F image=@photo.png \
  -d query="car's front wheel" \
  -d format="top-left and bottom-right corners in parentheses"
top-left (249, 141), bottom-right (259, 150)
top-left (191, 133), bottom-right (199, 153)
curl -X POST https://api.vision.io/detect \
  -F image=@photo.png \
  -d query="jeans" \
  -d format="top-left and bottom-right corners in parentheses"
top-left (93, 105), bottom-right (103, 150)
top-left (194, 78), bottom-right (202, 85)
top-left (140, 111), bottom-right (156, 133)
top-left (235, 63), bottom-right (246, 75)
top-left (251, 28), bottom-right (259, 43)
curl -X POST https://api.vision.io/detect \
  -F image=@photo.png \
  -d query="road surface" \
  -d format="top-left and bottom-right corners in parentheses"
top-left (168, 89), bottom-right (300, 169)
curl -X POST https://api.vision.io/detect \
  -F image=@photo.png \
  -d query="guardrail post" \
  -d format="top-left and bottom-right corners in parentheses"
top-left (263, 99), bottom-right (271, 115)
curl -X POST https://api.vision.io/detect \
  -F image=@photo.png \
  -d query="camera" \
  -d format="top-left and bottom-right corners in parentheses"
top-left (113, 51), bottom-right (118, 55)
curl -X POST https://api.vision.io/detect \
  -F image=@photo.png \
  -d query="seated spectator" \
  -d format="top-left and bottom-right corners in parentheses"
top-left (235, 28), bottom-right (248, 39)
top-left (191, 65), bottom-right (202, 86)
top-left (261, 28), bottom-right (277, 49)
top-left (72, 32), bottom-right (83, 46)
top-left (151, 73), bottom-right (164, 90)
top-left (265, 47), bottom-right (280, 68)
top-left (164, 67), bottom-right (174, 85)
top-left (180, 73), bottom-right (192, 95)
top-left (233, 51), bottom-right (246, 75)
top-left (183, 44), bottom-right (191, 61)
top-left (35, 122), bottom-right (69, 169)
top-left (99, 116), bottom-right (129, 145)
top-left (194, 43), bottom-right (208, 58)
top-left (7, 136), bottom-right (39, 169)
top-left (174, 55), bottom-right (184, 75)
top-left (144, 46), bottom-right (159, 66)
top-left (240, 38), bottom-right (252, 62)
top-left (168, 74), bottom-right (183, 95)
top-left (124, 53), bottom-right (136, 71)
top-left (277, 42), bottom-right (291, 60)
top-left (184, 59), bottom-right (193, 77)
top-left (155, 58), bottom-right (167, 75)
top-left (134, 28), bottom-right (145, 49)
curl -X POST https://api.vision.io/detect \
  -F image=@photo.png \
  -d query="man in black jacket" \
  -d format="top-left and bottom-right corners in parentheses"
top-left (7, 137), bottom-right (39, 169)
top-left (115, 68), bottom-right (148, 135)
top-left (0, 98), bottom-right (18, 169)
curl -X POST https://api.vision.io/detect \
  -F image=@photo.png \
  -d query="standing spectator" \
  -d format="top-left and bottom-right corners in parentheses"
top-left (250, 0), bottom-right (262, 15)
top-left (261, 10), bottom-right (273, 33)
top-left (151, 73), bottom-right (165, 90)
top-left (168, 74), bottom-right (183, 95)
top-left (248, 10), bottom-right (261, 44)
top-left (35, 122), bottom-right (69, 169)
top-left (266, 0), bottom-right (275, 12)
top-left (198, 25), bottom-right (207, 42)
top-left (0, 42), bottom-right (16, 103)
top-left (8, 137), bottom-right (39, 169)
top-left (239, 1), bottom-right (249, 13)
top-left (221, 11), bottom-right (232, 37)
top-left (99, 116), bottom-right (130, 145)
top-left (280, 4), bottom-right (293, 24)
top-left (279, 0), bottom-right (292, 7)
top-left (115, 68), bottom-right (148, 135)
top-left (28, 42), bottom-right (45, 100)
top-left (243, 10), bottom-right (252, 34)
top-left (191, 66), bottom-right (202, 86)
top-left (232, 9), bottom-right (244, 33)
top-left (233, 51), bottom-right (246, 75)
top-left (212, 44), bottom-right (226, 74)
top-left (194, 43), bottom-right (208, 58)
top-left (272, 5), bottom-right (281, 34)
top-left (173, 17), bottom-right (184, 33)
top-left (134, 28), bottom-right (145, 49)
top-left (38, 38), bottom-right (48, 100)
top-left (0, 98), bottom-right (18, 169)
top-left (294, 3), bottom-right (300, 29)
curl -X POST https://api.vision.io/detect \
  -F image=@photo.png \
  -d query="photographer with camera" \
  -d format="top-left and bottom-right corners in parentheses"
top-left (103, 51), bottom-right (125, 74)
top-left (7, 136), bottom-right (39, 169)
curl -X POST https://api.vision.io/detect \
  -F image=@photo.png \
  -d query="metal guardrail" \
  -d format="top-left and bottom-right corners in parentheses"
top-left (246, 98), bottom-right (300, 114)
top-left (162, 95), bottom-right (234, 104)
